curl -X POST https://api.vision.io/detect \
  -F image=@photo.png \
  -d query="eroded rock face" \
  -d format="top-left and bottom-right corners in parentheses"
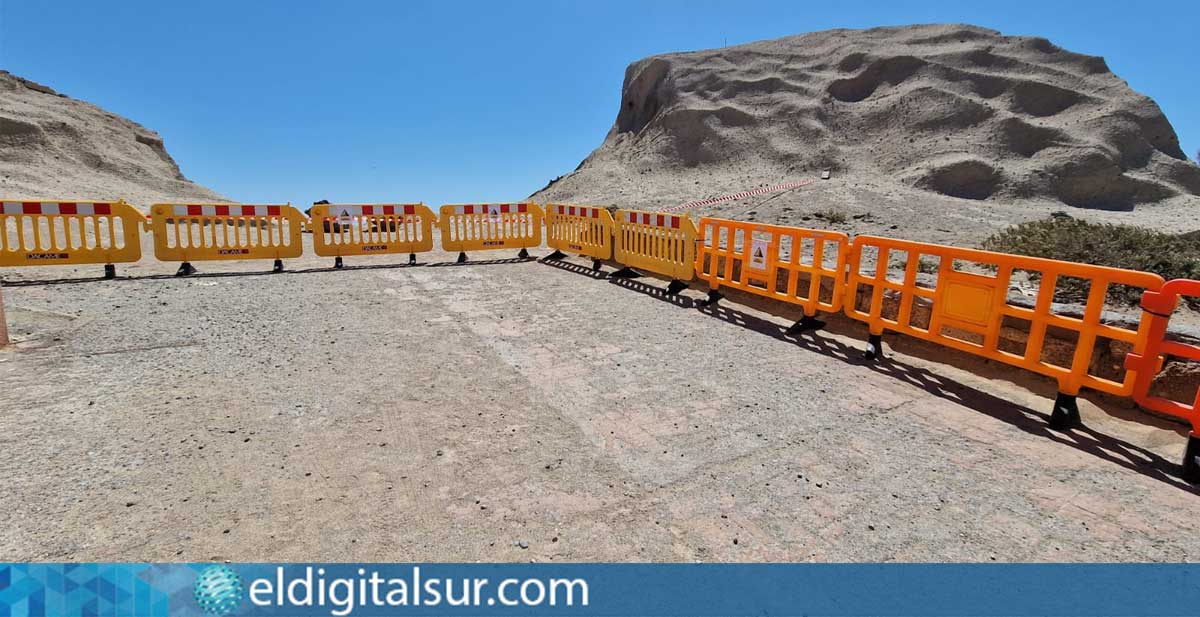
top-left (0, 71), bottom-right (224, 207)
top-left (537, 24), bottom-right (1199, 212)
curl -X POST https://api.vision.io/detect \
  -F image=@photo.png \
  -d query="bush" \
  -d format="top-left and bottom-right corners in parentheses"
top-left (981, 217), bottom-right (1200, 307)
top-left (814, 208), bottom-right (848, 225)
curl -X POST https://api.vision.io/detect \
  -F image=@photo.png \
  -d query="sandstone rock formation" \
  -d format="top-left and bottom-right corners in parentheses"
top-left (0, 71), bottom-right (224, 208)
top-left (534, 24), bottom-right (1199, 239)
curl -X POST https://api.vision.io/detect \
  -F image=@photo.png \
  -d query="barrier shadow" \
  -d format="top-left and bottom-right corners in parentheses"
top-left (538, 257), bottom-right (610, 281)
top-left (609, 276), bottom-right (695, 309)
top-left (2, 261), bottom-right (426, 286)
top-left (426, 256), bottom-right (537, 268)
top-left (696, 301), bottom-right (1200, 495)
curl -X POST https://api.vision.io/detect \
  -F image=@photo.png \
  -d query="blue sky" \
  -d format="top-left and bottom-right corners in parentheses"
top-left (0, 0), bottom-right (1195, 206)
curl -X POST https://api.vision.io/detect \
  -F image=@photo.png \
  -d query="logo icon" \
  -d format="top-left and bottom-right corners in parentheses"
top-left (193, 564), bottom-right (245, 616)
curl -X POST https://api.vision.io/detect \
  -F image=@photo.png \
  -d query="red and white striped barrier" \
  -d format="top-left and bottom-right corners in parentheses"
top-left (625, 211), bottom-right (684, 229)
top-left (451, 204), bottom-right (531, 215)
top-left (166, 204), bottom-right (287, 217)
top-left (323, 204), bottom-right (421, 216)
top-left (2, 201), bottom-right (115, 215)
top-left (553, 205), bottom-right (604, 219)
top-left (663, 180), bottom-right (817, 212)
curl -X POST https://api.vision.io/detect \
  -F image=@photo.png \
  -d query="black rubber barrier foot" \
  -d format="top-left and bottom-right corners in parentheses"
top-left (545, 250), bottom-right (567, 261)
top-left (518, 248), bottom-right (530, 259)
top-left (609, 267), bottom-right (641, 279)
top-left (864, 333), bottom-right (884, 361)
top-left (334, 257), bottom-right (344, 269)
top-left (665, 280), bottom-right (689, 296)
top-left (103, 264), bottom-right (116, 280)
top-left (457, 252), bottom-right (468, 264)
top-left (786, 315), bottom-right (826, 336)
top-left (1183, 434), bottom-right (1200, 484)
top-left (408, 253), bottom-right (417, 266)
top-left (1048, 392), bottom-right (1082, 430)
top-left (175, 262), bottom-right (196, 277)
top-left (592, 259), bottom-right (602, 272)
top-left (698, 290), bottom-right (723, 307)
top-left (272, 259), bottom-right (284, 274)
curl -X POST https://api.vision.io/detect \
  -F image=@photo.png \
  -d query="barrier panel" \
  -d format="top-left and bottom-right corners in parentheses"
top-left (844, 235), bottom-right (1164, 426)
top-left (149, 203), bottom-right (304, 275)
top-left (612, 210), bottom-right (697, 292)
top-left (1, 200), bottom-right (143, 278)
top-left (310, 203), bottom-right (435, 268)
top-left (544, 204), bottom-right (614, 267)
top-left (695, 217), bottom-right (849, 329)
top-left (1125, 279), bottom-right (1200, 481)
top-left (438, 203), bottom-right (542, 262)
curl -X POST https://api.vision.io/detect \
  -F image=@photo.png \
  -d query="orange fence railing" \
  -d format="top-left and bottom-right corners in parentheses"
top-left (695, 217), bottom-right (849, 332)
top-left (843, 235), bottom-right (1165, 428)
top-left (1125, 279), bottom-right (1200, 481)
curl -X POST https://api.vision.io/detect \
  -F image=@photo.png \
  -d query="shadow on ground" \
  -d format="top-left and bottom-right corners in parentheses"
top-left (608, 272), bottom-right (1197, 494)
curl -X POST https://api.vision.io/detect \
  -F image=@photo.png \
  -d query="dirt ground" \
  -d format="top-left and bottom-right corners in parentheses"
top-left (2, 235), bottom-right (1198, 562)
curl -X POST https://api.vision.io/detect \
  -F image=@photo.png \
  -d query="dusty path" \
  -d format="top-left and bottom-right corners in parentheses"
top-left (1, 238), bottom-right (1197, 561)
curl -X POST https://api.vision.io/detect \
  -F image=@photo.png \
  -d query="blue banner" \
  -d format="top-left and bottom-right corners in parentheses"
top-left (2, 563), bottom-right (1198, 616)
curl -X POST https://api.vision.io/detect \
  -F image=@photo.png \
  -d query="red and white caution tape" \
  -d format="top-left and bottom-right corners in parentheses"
top-left (663, 179), bottom-right (817, 212)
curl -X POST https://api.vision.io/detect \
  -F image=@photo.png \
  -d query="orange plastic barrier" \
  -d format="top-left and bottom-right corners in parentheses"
top-left (845, 235), bottom-right (1164, 426)
top-left (612, 210), bottom-right (697, 290)
top-left (544, 204), bottom-right (614, 265)
top-left (149, 203), bottom-right (304, 275)
top-left (1125, 279), bottom-right (1200, 480)
top-left (439, 203), bottom-right (542, 262)
top-left (1, 200), bottom-right (143, 278)
top-left (309, 203), bottom-right (435, 267)
top-left (695, 217), bottom-right (849, 329)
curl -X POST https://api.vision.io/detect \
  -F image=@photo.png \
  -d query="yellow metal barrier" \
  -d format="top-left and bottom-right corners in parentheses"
top-left (612, 210), bottom-right (697, 290)
top-left (695, 217), bottom-right (849, 329)
top-left (438, 203), bottom-right (543, 262)
top-left (844, 235), bottom-right (1164, 427)
top-left (310, 203), bottom-right (436, 267)
top-left (544, 204), bottom-right (614, 266)
top-left (0, 200), bottom-right (143, 278)
top-left (149, 203), bottom-right (304, 275)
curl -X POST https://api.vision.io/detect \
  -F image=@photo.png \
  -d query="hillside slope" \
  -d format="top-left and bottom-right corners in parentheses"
top-left (0, 71), bottom-right (224, 208)
top-left (534, 24), bottom-right (1200, 243)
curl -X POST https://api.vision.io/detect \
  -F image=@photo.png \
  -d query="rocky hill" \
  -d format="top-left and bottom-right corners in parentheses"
top-left (534, 24), bottom-right (1200, 242)
top-left (0, 71), bottom-right (224, 208)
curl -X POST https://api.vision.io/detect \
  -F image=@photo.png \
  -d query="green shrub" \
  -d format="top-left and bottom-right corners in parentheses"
top-left (814, 208), bottom-right (847, 225)
top-left (981, 217), bottom-right (1200, 307)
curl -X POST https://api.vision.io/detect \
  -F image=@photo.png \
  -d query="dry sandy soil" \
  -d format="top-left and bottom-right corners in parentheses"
top-left (2, 234), bottom-right (1198, 562)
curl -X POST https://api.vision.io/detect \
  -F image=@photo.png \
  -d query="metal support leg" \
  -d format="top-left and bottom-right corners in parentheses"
top-left (334, 257), bottom-right (344, 269)
top-left (698, 290), bottom-right (723, 307)
top-left (786, 315), bottom-right (826, 335)
top-left (457, 252), bottom-right (467, 264)
top-left (104, 264), bottom-right (116, 280)
top-left (518, 248), bottom-right (530, 259)
top-left (592, 259), bottom-right (602, 271)
top-left (1183, 434), bottom-right (1200, 484)
top-left (864, 333), bottom-right (883, 361)
top-left (665, 280), bottom-right (689, 296)
top-left (272, 259), bottom-right (284, 273)
top-left (175, 262), bottom-right (197, 277)
top-left (1048, 392), bottom-right (1082, 430)
top-left (409, 253), bottom-right (417, 266)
